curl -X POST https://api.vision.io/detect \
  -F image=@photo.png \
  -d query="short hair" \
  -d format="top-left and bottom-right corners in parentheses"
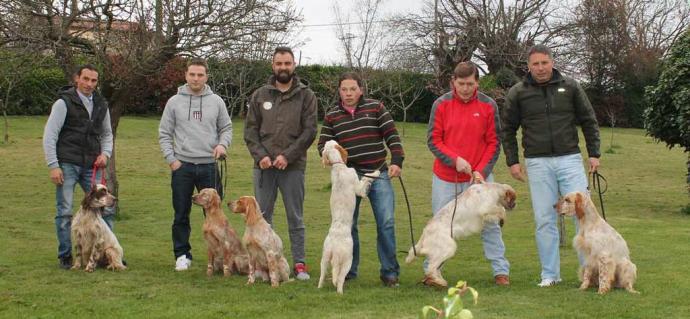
top-left (527, 44), bottom-right (553, 59)
top-left (338, 72), bottom-right (364, 89)
top-left (273, 46), bottom-right (295, 60)
top-left (186, 58), bottom-right (208, 73)
top-left (453, 61), bottom-right (479, 80)
top-left (75, 64), bottom-right (98, 77)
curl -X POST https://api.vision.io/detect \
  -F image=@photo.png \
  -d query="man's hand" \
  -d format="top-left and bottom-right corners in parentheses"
top-left (170, 160), bottom-right (182, 171)
top-left (388, 164), bottom-right (401, 178)
top-left (455, 157), bottom-right (471, 175)
top-left (259, 156), bottom-right (273, 169)
top-left (509, 163), bottom-right (526, 182)
top-left (472, 171), bottom-right (484, 184)
top-left (213, 145), bottom-right (227, 160)
top-left (273, 155), bottom-right (288, 170)
top-left (94, 154), bottom-right (108, 168)
top-left (50, 168), bottom-right (64, 185)
top-left (589, 157), bottom-right (600, 173)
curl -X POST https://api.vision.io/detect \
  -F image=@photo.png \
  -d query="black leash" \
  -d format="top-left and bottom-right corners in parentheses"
top-left (214, 155), bottom-right (227, 200)
top-left (450, 174), bottom-right (459, 238)
top-left (590, 171), bottom-right (608, 220)
top-left (357, 166), bottom-right (417, 257)
top-left (397, 175), bottom-right (417, 257)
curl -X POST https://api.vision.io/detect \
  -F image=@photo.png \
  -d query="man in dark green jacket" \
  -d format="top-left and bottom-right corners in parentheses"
top-left (244, 46), bottom-right (318, 281)
top-left (501, 44), bottom-right (601, 287)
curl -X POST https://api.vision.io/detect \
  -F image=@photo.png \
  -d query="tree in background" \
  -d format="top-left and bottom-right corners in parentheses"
top-left (0, 0), bottom-right (298, 201)
top-left (644, 28), bottom-right (690, 209)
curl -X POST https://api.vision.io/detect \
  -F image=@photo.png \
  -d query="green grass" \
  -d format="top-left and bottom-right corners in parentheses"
top-left (0, 116), bottom-right (688, 318)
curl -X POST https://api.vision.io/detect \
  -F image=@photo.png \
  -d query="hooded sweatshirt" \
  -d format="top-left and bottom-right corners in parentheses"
top-left (159, 84), bottom-right (232, 164)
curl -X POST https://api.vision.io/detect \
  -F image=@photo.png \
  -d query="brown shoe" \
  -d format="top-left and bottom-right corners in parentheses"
top-left (495, 275), bottom-right (510, 286)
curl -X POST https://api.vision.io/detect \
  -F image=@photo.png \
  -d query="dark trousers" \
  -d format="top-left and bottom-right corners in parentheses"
top-left (171, 161), bottom-right (222, 259)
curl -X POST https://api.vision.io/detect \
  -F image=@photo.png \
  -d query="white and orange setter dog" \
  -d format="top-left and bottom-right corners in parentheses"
top-left (405, 182), bottom-right (517, 287)
top-left (192, 188), bottom-right (249, 277)
top-left (555, 192), bottom-right (638, 294)
top-left (318, 140), bottom-right (379, 294)
top-left (230, 196), bottom-right (290, 287)
top-left (71, 184), bottom-right (126, 272)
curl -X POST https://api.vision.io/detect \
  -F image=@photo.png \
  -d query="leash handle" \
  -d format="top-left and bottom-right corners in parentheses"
top-left (590, 171), bottom-right (607, 220)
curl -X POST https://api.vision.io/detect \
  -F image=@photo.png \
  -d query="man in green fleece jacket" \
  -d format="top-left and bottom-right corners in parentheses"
top-left (159, 58), bottom-right (232, 271)
top-left (501, 44), bottom-right (601, 287)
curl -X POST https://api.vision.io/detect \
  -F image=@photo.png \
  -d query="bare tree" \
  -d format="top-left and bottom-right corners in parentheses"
top-left (0, 0), bottom-right (299, 199)
top-left (377, 70), bottom-right (427, 136)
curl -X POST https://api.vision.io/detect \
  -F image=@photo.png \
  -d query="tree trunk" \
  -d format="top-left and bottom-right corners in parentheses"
top-left (1, 99), bottom-right (8, 144)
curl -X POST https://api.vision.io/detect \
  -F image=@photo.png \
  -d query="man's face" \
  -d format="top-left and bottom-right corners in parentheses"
top-left (528, 52), bottom-right (554, 84)
top-left (452, 75), bottom-right (478, 102)
top-left (272, 52), bottom-right (295, 84)
top-left (185, 65), bottom-right (208, 94)
top-left (339, 79), bottom-right (363, 107)
top-left (75, 69), bottom-right (99, 96)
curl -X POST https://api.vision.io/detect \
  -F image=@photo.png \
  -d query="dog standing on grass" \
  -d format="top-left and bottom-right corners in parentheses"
top-left (405, 182), bottom-right (516, 287)
top-left (230, 196), bottom-right (290, 287)
top-left (555, 192), bottom-right (638, 294)
top-left (71, 184), bottom-right (126, 272)
top-left (192, 188), bottom-right (249, 277)
top-left (318, 140), bottom-right (379, 294)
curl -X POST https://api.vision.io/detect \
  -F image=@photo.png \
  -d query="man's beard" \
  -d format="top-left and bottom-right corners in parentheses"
top-left (274, 70), bottom-right (294, 84)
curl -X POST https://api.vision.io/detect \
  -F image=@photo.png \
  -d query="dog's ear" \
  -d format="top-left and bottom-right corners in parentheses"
top-left (81, 188), bottom-right (96, 208)
top-left (321, 154), bottom-right (330, 167)
top-left (574, 193), bottom-right (585, 219)
top-left (335, 144), bottom-right (348, 164)
top-left (209, 190), bottom-right (220, 208)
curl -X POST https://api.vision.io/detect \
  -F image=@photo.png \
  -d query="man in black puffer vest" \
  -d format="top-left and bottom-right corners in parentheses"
top-left (42, 64), bottom-right (114, 269)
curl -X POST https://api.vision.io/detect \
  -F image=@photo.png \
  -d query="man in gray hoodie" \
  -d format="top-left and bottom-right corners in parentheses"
top-left (159, 58), bottom-right (232, 271)
top-left (244, 47), bottom-right (318, 280)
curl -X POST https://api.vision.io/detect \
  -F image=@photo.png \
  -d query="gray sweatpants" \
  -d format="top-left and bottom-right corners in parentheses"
top-left (252, 168), bottom-right (306, 265)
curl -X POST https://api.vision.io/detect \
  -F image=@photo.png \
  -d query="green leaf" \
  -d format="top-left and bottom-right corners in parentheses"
top-left (457, 309), bottom-right (474, 319)
top-left (467, 287), bottom-right (479, 305)
top-left (444, 295), bottom-right (463, 318)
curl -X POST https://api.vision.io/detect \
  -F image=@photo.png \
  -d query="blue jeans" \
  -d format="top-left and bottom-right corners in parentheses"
top-left (55, 163), bottom-right (114, 258)
top-left (348, 170), bottom-right (400, 279)
top-left (171, 161), bottom-right (222, 260)
top-left (525, 153), bottom-right (588, 281)
top-left (429, 173), bottom-right (510, 276)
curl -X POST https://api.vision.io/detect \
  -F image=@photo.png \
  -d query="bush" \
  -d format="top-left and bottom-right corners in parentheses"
top-left (5, 67), bottom-right (66, 115)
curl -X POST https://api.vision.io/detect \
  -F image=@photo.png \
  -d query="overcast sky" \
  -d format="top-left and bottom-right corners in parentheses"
top-left (292, 0), bottom-right (423, 65)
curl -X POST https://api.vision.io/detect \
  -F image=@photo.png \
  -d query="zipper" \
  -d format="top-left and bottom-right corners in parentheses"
top-left (541, 86), bottom-right (555, 155)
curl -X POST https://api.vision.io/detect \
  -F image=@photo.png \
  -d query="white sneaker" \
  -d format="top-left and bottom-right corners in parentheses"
top-left (175, 256), bottom-right (191, 271)
top-left (537, 278), bottom-right (562, 287)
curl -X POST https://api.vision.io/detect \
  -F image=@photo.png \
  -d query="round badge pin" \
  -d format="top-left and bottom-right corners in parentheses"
top-left (263, 101), bottom-right (273, 110)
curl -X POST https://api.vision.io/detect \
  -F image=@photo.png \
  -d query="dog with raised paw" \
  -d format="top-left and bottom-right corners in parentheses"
top-left (405, 182), bottom-right (516, 287)
top-left (318, 140), bottom-right (379, 294)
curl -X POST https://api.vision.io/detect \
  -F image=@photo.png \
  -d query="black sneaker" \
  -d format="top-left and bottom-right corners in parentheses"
top-left (380, 275), bottom-right (399, 287)
top-left (59, 255), bottom-right (73, 270)
top-left (345, 273), bottom-right (357, 281)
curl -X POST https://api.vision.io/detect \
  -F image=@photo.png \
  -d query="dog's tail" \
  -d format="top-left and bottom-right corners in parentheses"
top-left (405, 243), bottom-right (420, 264)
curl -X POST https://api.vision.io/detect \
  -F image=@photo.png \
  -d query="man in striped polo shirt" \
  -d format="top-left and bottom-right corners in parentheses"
top-left (427, 61), bottom-right (510, 286)
top-left (317, 72), bottom-right (404, 287)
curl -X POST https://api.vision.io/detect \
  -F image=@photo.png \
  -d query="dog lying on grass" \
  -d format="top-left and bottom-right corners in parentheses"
top-left (230, 196), bottom-right (290, 287)
top-left (71, 184), bottom-right (126, 272)
top-left (192, 188), bottom-right (249, 277)
top-left (318, 140), bottom-right (379, 294)
top-left (405, 182), bottom-right (516, 287)
top-left (555, 191), bottom-right (638, 294)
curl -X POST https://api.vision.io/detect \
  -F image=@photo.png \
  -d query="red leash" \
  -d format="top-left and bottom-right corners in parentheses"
top-left (90, 163), bottom-right (106, 187)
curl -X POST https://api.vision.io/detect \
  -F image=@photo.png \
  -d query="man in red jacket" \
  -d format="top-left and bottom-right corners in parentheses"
top-left (426, 61), bottom-right (510, 286)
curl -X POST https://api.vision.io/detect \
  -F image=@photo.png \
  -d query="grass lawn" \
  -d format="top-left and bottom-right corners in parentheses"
top-left (0, 116), bottom-right (688, 319)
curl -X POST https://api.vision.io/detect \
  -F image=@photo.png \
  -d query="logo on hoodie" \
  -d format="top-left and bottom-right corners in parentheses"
top-left (263, 101), bottom-right (273, 110)
top-left (193, 111), bottom-right (202, 120)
